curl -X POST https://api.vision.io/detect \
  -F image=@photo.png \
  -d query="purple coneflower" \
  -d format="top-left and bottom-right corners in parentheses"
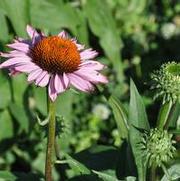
top-left (0, 25), bottom-right (108, 101)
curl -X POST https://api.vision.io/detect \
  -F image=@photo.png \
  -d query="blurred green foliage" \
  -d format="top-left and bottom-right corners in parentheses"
top-left (0, 0), bottom-right (179, 180)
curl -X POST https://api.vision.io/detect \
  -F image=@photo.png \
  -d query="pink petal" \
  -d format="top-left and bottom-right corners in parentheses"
top-left (37, 73), bottom-right (50, 87)
top-left (48, 76), bottom-right (57, 102)
top-left (80, 60), bottom-right (105, 70)
top-left (71, 38), bottom-right (85, 50)
top-left (26, 25), bottom-right (38, 38)
top-left (14, 62), bottom-right (39, 73)
top-left (63, 73), bottom-right (69, 88)
top-left (54, 74), bottom-right (65, 93)
top-left (67, 73), bottom-right (94, 92)
top-left (58, 31), bottom-right (68, 39)
top-left (75, 69), bottom-right (108, 84)
top-left (26, 25), bottom-right (42, 45)
top-left (35, 71), bottom-right (50, 87)
top-left (80, 49), bottom-right (98, 60)
top-left (0, 57), bottom-right (31, 68)
top-left (27, 68), bottom-right (43, 82)
top-left (0, 51), bottom-right (27, 58)
top-left (7, 42), bottom-right (30, 53)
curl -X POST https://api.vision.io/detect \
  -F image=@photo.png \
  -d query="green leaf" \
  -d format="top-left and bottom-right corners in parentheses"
top-left (83, 0), bottom-right (124, 82)
top-left (76, 9), bottom-right (89, 44)
top-left (0, 72), bottom-right (11, 109)
top-left (74, 145), bottom-right (119, 171)
top-left (129, 79), bottom-right (150, 130)
top-left (63, 153), bottom-right (91, 175)
top-left (68, 174), bottom-right (99, 181)
top-left (0, 171), bottom-right (17, 181)
top-left (30, 0), bottom-right (80, 35)
top-left (129, 79), bottom-right (150, 181)
top-left (161, 163), bottom-right (180, 181)
top-left (108, 95), bottom-right (128, 139)
top-left (0, 10), bottom-right (9, 42)
top-left (169, 129), bottom-right (180, 134)
top-left (12, 74), bottom-right (28, 105)
top-left (125, 176), bottom-right (136, 181)
top-left (92, 170), bottom-right (120, 181)
top-left (0, 109), bottom-right (13, 141)
top-left (0, 0), bottom-right (29, 37)
top-left (157, 101), bottom-right (173, 129)
top-left (56, 90), bottom-right (74, 120)
top-left (9, 103), bottom-right (29, 133)
top-left (34, 87), bottom-right (47, 116)
top-left (167, 101), bottom-right (180, 128)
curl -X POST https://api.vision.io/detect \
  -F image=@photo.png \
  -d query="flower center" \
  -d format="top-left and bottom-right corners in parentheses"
top-left (31, 36), bottom-right (81, 74)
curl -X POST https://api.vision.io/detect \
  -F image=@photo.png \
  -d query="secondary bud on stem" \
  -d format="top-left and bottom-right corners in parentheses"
top-left (151, 62), bottom-right (180, 104)
top-left (141, 128), bottom-right (176, 167)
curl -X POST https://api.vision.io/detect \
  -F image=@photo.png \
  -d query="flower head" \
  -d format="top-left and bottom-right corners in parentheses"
top-left (151, 62), bottom-right (180, 104)
top-left (0, 25), bottom-right (108, 101)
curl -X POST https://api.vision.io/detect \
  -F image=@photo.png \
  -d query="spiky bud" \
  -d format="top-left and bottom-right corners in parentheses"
top-left (141, 128), bottom-right (176, 167)
top-left (151, 62), bottom-right (180, 104)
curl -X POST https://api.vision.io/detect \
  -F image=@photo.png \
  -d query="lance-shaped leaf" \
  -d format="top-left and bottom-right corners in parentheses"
top-left (108, 95), bottom-right (128, 139)
top-left (129, 79), bottom-right (150, 181)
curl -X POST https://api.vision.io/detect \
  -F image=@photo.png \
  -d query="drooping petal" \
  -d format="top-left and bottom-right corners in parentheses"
top-left (54, 74), bottom-right (65, 93)
top-left (68, 73), bottom-right (94, 92)
top-left (48, 75), bottom-right (57, 102)
top-left (27, 68), bottom-right (43, 82)
top-left (80, 49), bottom-right (98, 60)
top-left (75, 69), bottom-right (108, 84)
top-left (63, 73), bottom-right (69, 88)
top-left (80, 60), bottom-right (105, 70)
top-left (0, 57), bottom-right (31, 68)
top-left (58, 31), bottom-right (68, 39)
top-left (35, 71), bottom-right (50, 87)
top-left (37, 73), bottom-right (50, 87)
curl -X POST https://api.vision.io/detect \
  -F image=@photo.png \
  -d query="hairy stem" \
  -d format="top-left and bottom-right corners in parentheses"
top-left (45, 98), bottom-right (56, 181)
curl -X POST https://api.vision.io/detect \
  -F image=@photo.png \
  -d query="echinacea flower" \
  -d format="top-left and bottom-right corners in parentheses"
top-left (0, 25), bottom-right (108, 101)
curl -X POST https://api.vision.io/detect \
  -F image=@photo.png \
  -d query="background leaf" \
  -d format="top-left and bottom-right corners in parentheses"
top-left (83, 0), bottom-right (124, 82)
top-left (0, 0), bottom-right (29, 37)
top-left (0, 171), bottom-right (17, 181)
top-left (0, 109), bottom-right (13, 141)
top-left (9, 103), bottom-right (29, 133)
top-left (30, 0), bottom-right (79, 35)
top-left (0, 72), bottom-right (11, 109)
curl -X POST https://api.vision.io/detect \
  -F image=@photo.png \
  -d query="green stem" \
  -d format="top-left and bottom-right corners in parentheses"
top-left (150, 164), bottom-right (157, 181)
top-left (164, 101), bottom-right (178, 129)
top-left (157, 101), bottom-right (172, 129)
top-left (45, 98), bottom-right (56, 181)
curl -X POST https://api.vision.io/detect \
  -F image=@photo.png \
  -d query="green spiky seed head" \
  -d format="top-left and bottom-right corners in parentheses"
top-left (151, 62), bottom-right (180, 104)
top-left (142, 128), bottom-right (176, 167)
